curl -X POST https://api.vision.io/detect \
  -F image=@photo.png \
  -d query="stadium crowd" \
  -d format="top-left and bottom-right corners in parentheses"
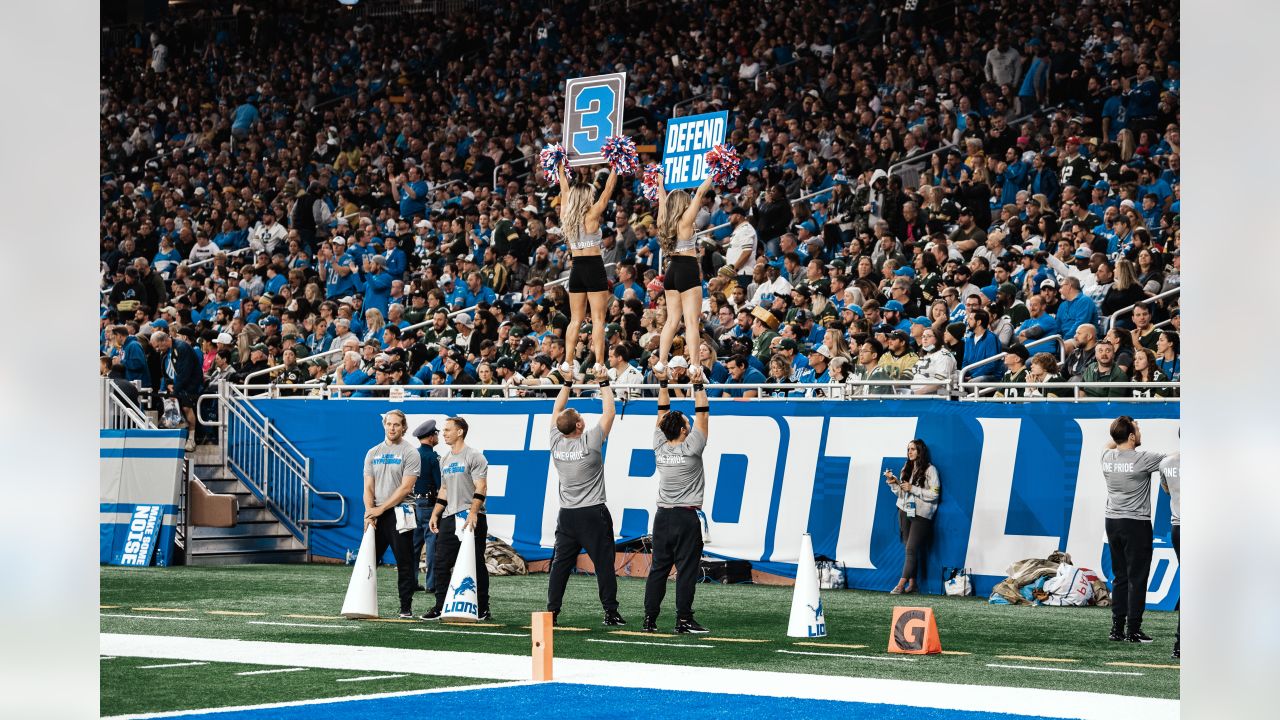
top-left (100, 0), bottom-right (1181, 431)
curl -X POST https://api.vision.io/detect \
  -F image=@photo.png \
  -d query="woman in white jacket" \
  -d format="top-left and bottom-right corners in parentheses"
top-left (883, 439), bottom-right (941, 594)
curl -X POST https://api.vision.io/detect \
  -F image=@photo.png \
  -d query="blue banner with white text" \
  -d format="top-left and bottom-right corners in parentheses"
top-left (100, 429), bottom-right (185, 567)
top-left (250, 399), bottom-right (1180, 609)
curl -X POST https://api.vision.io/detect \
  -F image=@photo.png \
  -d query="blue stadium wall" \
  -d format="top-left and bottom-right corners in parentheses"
top-left (249, 398), bottom-right (1180, 609)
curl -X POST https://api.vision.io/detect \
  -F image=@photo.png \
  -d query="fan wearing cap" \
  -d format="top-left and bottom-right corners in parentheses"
top-left (879, 329), bottom-right (919, 390)
top-left (409, 420), bottom-right (443, 593)
top-left (795, 344), bottom-right (833, 391)
top-left (322, 237), bottom-right (359, 299)
top-left (556, 157), bottom-right (619, 382)
top-left (653, 173), bottom-right (713, 376)
top-left (362, 409), bottom-right (422, 618)
top-left (546, 358), bottom-right (623, 627)
top-left (995, 342), bottom-right (1032, 397)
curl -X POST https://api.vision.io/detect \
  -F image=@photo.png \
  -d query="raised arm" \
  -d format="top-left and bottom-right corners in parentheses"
top-left (655, 365), bottom-right (670, 426)
top-left (598, 382), bottom-right (616, 437)
top-left (679, 177), bottom-right (714, 236)
top-left (691, 365), bottom-right (710, 438)
top-left (557, 157), bottom-right (571, 195)
top-left (589, 168), bottom-right (619, 220)
top-left (655, 172), bottom-right (668, 203)
top-left (551, 378), bottom-right (572, 426)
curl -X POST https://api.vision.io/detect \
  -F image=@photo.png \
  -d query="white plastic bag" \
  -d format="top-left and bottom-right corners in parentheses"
top-left (944, 568), bottom-right (973, 597)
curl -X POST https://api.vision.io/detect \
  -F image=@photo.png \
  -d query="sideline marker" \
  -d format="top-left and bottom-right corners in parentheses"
top-left (532, 611), bottom-right (554, 681)
top-left (888, 606), bottom-right (942, 654)
top-left (340, 526), bottom-right (378, 619)
top-left (441, 527), bottom-right (480, 622)
top-left (786, 533), bottom-right (827, 638)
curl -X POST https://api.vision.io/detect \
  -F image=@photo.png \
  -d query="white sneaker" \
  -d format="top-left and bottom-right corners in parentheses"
top-left (653, 362), bottom-right (666, 374)
top-left (185, 437), bottom-right (197, 453)
top-left (559, 362), bottom-right (573, 376)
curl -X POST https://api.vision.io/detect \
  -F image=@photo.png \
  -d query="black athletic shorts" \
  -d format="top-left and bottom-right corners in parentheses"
top-left (664, 255), bottom-right (701, 293)
top-left (568, 254), bottom-right (608, 293)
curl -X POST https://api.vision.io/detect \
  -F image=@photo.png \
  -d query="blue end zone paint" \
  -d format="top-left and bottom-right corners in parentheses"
top-left (157, 683), bottom-right (1072, 720)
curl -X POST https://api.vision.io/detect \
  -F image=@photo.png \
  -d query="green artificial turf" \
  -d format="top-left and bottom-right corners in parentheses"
top-left (101, 565), bottom-right (1180, 705)
top-left (100, 656), bottom-right (495, 717)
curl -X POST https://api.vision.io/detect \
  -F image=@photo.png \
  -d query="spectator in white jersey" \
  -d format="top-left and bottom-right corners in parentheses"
top-left (546, 368), bottom-right (624, 627)
top-left (1101, 416), bottom-right (1169, 644)
top-left (643, 364), bottom-right (711, 635)
top-left (423, 416), bottom-right (492, 621)
top-left (1160, 449), bottom-right (1181, 658)
top-left (362, 410), bottom-right (422, 619)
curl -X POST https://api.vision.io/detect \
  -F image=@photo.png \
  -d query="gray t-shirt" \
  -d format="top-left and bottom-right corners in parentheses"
top-left (653, 427), bottom-right (707, 508)
top-left (1101, 448), bottom-right (1166, 521)
top-left (363, 438), bottom-right (422, 505)
top-left (1159, 452), bottom-right (1180, 527)
top-left (438, 445), bottom-right (489, 517)
top-left (550, 424), bottom-right (606, 509)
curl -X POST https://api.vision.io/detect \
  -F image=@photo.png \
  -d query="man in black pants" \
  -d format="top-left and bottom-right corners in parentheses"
top-left (1101, 416), bottom-right (1169, 643)
top-left (411, 419), bottom-right (443, 593)
top-left (643, 365), bottom-right (711, 634)
top-left (362, 409), bottom-right (422, 619)
top-left (423, 416), bottom-right (492, 620)
top-left (546, 369), bottom-right (624, 626)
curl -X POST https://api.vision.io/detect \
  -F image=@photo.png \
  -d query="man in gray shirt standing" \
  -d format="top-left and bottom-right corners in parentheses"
top-left (1160, 450), bottom-right (1181, 658)
top-left (546, 370), bottom-right (623, 626)
top-left (423, 416), bottom-right (491, 620)
top-left (1101, 415), bottom-right (1168, 644)
top-left (643, 365), bottom-right (711, 635)
top-left (362, 409), bottom-right (422, 618)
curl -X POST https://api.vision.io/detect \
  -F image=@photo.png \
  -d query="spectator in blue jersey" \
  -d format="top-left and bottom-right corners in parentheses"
top-left (456, 271), bottom-right (498, 309)
top-left (796, 345), bottom-right (832, 388)
top-left (721, 354), bottom-right (766, 399)
top-left (229, 99), bottom-right (258, 141)
top-left (382, 236), bottom-right (408, 281)
top-left (1054, 277), bottom-right (1100, 346)
top-left (390, 167), bottom-right (430, 221)
top-left (1155, 331), bottom-right (1180, 382)
top-left (361, 255), bottom-right (393, 317)
top-left (322, 239), bottom-right (359, 299)
top-left (613, 264), bottom-right (647, 304)
top-left (1015, 295), bottom-right (1062, 356)
top-left (963, 309), bottom-right (1003, 382)
top-left (109, 326), bottom-right (151, 388)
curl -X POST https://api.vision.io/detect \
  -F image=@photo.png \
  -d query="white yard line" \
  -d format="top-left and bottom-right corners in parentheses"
top-left (335, 674), bottom-right (408, 682)
top-left (985, 663), bottom-right (1145, 677)
top-left (103, 614), bottom-right (197, 622)
top-left (135, 662), bottom-right (208, 670)
top-left (586, 639), bottom-right (713, 649)
top-left (234, 667), bottom-right (308, 676)
top-left (410, 628), bottom-right (526, 638)
top-left (101, 634), bottom-right (1179, 720)
top-left (246, 621), bottom-right (358, 629)
top-left (776, 649), bottom-right (917, 663)
top-left (101, 680), bottom-right (533, 720)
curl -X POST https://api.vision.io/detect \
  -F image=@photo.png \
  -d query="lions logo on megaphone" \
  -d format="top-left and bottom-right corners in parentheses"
top-left (452, 576), bottom-right (477, 599)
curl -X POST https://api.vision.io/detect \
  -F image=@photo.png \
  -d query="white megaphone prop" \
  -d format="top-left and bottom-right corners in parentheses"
top-left (787, 533), bottom-right (827, 638)
top-left (441, 521), bottom-right (480, 622)
top-left (341, 525), bottom-right (379, 619)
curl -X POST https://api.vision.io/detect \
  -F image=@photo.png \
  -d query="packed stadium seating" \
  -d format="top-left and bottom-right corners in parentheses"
top-left (100, 0), bottom-right (1181, 407)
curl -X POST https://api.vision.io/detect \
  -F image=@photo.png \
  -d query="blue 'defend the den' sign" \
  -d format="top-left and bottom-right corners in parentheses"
top-left (662, 111), bottom-right (728, 189)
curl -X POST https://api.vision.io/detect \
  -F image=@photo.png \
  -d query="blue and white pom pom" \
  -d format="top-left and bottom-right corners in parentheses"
top-left (601, 135), bottom-right (640, 176)
top-left (539, 143), bottom-right (566, 184)
top-left (705, 143), bottom-right (741, 187)
top-left (640, 163), bottom-right (663, 202)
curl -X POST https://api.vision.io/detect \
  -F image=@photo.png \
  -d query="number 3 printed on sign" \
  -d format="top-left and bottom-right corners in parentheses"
top-left (571, 85), bottom-right (616, 155)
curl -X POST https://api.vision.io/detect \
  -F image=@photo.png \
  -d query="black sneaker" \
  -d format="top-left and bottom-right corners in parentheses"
top-left (551, 610), bottom-right (560, 626)
top-left (674, 617), bottom-right (710, 634)
top-left (642, 615), bottom-right (658, 633)
top-left (478, 610), bottom-right (492, 622)
top-left (1109, 619), bottom-right (1126, 641)
top-left (603, 610), bottom-right (627, 627)
top-left (1126, 630), bottom-right (1154, 643)
top-left (418, 608), bottom-right (443, 621)
top-left (1172, 640), bottom-right (1180, 659)
top-left (398, 610), bottom-right (415, 619)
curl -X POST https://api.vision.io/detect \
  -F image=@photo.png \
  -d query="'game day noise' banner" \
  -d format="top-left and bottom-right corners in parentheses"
top-left (662, 110), bottom-right (728, 189)
top-left (249, 399), bottom-right (1181, 609)
top-left (100, 429), bottom-right (185, 566)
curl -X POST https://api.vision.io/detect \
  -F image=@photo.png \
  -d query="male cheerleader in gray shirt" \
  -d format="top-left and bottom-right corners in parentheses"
top-left (423, 416), bottom-right (491, 620)
top-left (546, 370), bottom-right (623, 626)
top-left (1101, 415), bottom-right (1169, 644)
top-left (643, 364), bottom-right (711, 634)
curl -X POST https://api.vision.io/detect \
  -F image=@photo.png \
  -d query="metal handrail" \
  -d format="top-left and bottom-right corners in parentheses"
top-left (960, 380), bottom-right (1181, 402)
top-left (956, 333), bottom-right (1065, 389)
top-left (101, 377), bottom-right (156, 430)
top-left (1106, 287), bottom-right (1180, 331)
top-left (493, 150), bottom-right (539, 190)
top-left (693, 183), bottom-right (841, 244)
top-left (242, 261), bottom-right (617, 383)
